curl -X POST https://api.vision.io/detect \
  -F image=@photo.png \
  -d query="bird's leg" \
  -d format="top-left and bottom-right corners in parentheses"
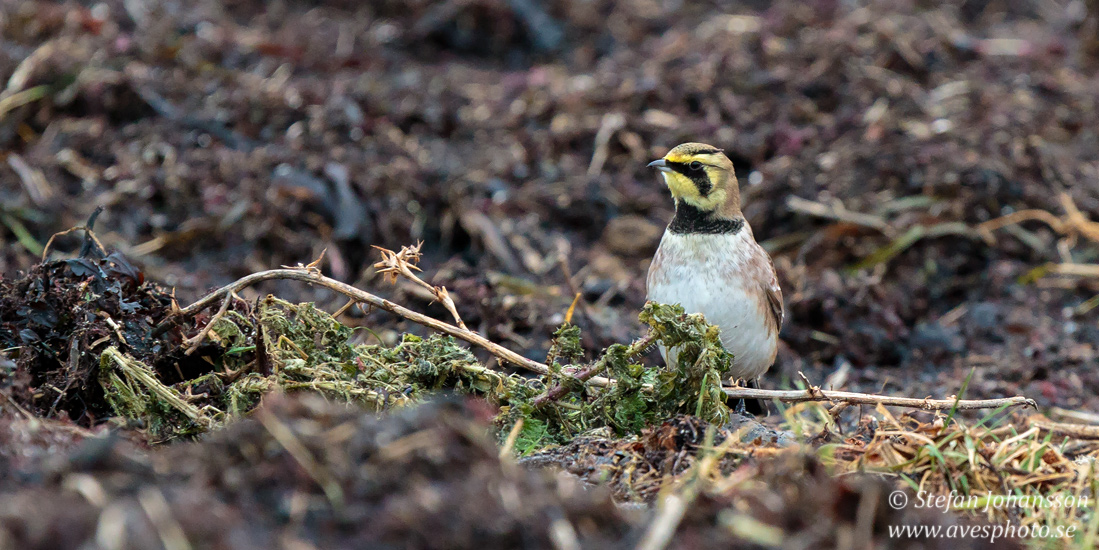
top-left (728, 378), bottom-right (762, 417)
top-left (732, 377), bottom-right (754, 417)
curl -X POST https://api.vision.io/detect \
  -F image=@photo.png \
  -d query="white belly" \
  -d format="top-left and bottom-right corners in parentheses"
top-left (646, 230), bottom-right (777, 380)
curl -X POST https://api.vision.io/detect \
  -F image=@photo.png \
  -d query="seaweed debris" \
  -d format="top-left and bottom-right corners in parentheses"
top-left (519, 398), bottom-right (1098, 546)
top-left (0, 248), bottom-right (186, 424)
top-left (521, 414), bottom-right (795, 502)
top-left (5, 234), bottom-right (742, 446)
top-left (0, 247), bottom-right (1084, 545)
top-left (0, 246), bottom-right (519, 441)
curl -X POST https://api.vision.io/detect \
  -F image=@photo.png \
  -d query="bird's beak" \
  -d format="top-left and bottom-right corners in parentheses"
top-left (647, 158), bottom-right (672, 173)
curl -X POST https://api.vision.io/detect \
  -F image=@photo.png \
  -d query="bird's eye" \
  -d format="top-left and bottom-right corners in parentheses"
top-left (689, 161), bottom-right (703, 171)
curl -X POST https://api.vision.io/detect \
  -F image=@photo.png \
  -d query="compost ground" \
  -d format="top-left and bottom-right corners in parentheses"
top-left (1, 0), bottom-right (1098, 547)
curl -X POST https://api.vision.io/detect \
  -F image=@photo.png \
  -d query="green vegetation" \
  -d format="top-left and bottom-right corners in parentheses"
top-left (92, 295), bottom-right (1098, 549)
top-left (95, 297), bottom-right (732, 448)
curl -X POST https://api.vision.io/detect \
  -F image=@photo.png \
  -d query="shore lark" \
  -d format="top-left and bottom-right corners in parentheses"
top-left (645, 143), bottom-right (783, 411)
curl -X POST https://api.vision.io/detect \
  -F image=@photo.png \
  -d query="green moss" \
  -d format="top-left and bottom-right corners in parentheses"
top-left (210, 311), bottom-right (250, 349)
top-left (97, 296), bottom-right (533, 441)
top-left (497, 302), bottom-right (735, 454)
top-left (513, 417), bottom-right (552, 457)
top-left (99, 347), bottom-right (216, 441)
top-left (546, 324), bottom-right (584, 367)
top-left (97, 297), bottom-right (734, 448)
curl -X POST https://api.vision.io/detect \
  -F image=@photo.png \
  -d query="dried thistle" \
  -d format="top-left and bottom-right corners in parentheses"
top-left (373, 243), bottom-right (468, 330)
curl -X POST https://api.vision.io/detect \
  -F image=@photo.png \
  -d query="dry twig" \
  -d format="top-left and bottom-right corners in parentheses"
top-left (181, 291), bottom-right (242, 355)
top-left (786, 196), bottom-right (892, 235)
top-left (164, 261), bottom-right (1032, 412)
top-left (7, 153), bottom-right (55, 207)
top-left (1032, 420), bottom-right (1099, 440)
top-left (721, 385), bottom-right (1034, 411)
top-left (162, 267), bottom-right (594, 384)
top-left (978, 192), bottom-right (1099, 246)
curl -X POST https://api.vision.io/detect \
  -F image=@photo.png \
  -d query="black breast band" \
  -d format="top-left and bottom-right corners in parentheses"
top-left (668, 202), bottom-right (744, 235)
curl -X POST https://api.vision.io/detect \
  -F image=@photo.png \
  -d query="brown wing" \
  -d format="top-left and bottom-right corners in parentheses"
top-left (763, 256), bottom-right (784, 332)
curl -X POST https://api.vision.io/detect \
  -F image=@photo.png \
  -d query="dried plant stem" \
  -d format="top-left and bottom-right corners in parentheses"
top-left (168, 268), bottom-right (1033, 412)
top-left (786, 195), bottom-right (891, 234)
top-left (101, 347), bottom-right (215, 428)
top-left (167, 268), bottom-right (612, 385)
top-left (635, 493), bottom-right (688, 550)
top-left (255, 405), bottom-right (344, 508)
top-left (721, 386), bottom-right (1035, 411)
top-left (978, 192), bottom-right (1099, 244)
top-left (182, 291), bottom-right (237, 354)
top-left (1032, 420), bottom-right (1099, 440)
top-left (499, 418), bottom-right (525, 459)
top-left (1044, 263), bottom-right (1099, 277)
top-left (41, 207), bottom-right (106, 261)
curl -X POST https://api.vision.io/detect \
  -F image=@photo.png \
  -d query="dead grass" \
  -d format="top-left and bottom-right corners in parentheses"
top-left (606, 400), bottom-right (1099, 548)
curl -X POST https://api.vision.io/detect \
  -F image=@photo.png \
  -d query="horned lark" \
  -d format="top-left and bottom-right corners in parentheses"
top-left (645, 143), bottom-right (783, 410)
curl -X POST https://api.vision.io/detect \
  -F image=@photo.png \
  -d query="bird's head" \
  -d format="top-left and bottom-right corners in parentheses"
top-left (648, 142), bottom-right (739, 214)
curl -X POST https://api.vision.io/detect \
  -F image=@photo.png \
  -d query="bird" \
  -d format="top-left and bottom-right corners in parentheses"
top-left (644, 142), bottom-right (783, 414)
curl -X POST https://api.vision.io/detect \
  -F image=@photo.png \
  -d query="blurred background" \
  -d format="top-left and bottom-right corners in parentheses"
top-left (2, 0), bottom-right (1098, 411)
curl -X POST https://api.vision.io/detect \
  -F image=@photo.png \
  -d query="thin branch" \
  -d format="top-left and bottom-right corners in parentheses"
top-left (1032, 420), bottom-right (1099, 440)
top-left (165, 267), bottom-right (1034, 412)
top-left (786, 195), bottom-right (892, 235)
top-left (977, 192), bottom-right (1099, 245)
top-left (721, 386), bottom-right (1035, 411)
top-left (182, 290), bottom-right (239, 355)
top-left (163, 268), bottom-right (612, 385)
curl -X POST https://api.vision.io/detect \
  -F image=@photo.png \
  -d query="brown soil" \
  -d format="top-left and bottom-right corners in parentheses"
top-left (0, 393), bottom-right (1017, 550)
top-left (3, 0), bottom-right (1097, 410)
top-left (2, 0), bottom-right (1097, 546)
